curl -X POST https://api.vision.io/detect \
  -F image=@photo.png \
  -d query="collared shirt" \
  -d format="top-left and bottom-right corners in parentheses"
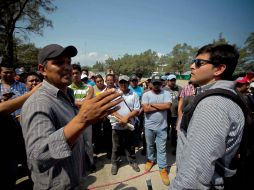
top-left (0, 81), bottom-right (27, 116)
top-left (109, 90), bottom-right (140, 130)
top-left (21, 80), bottom-right (86, 189)
top-left (170, 80), bottom-right (245, 190)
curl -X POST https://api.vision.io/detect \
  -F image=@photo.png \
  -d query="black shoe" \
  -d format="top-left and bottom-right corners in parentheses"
top-left (111, 164), bottom-right (118, 175)
top-left (130, 162), bottom-right (140, 172)
top-left (90, 164), bottom-right (96, 173)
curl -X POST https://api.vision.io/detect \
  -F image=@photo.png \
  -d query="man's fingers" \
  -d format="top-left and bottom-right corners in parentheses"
top-left (93, 89), bottom-right (120, 102)
top-left (101, 97), bottom-right (123, 113)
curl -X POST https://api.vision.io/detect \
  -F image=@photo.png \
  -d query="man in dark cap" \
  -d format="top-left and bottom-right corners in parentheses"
top-left (21, 44), bottom-right (122, 189)
top-left (142, 75), bottom-right (172, 186)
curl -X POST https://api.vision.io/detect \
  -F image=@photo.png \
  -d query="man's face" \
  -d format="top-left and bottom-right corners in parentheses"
top-left (130, 78), bottom-right (138, 88)
top-left (72, 69), bottom-right (81, 83)
top-left (167, 79), bottom-right (176, 88)
top-left (25, 75), bottom-right (41, 91)
top-left (190, 53), bottom-right (217, 86)
top-left (41, 56), bottom-right (73, 89)
top-left (0, 67), bottom-right (15, 84)
top-left (106, 76), bottom-right (115, 88)
top-left (152, 82), bottom-right (162, 92)
top-left (95, 77), bottom-right (104, 88)
top-left (119, 80), bottom-right (129, 92)
top-left (238, 83), bottom-right (250, 94)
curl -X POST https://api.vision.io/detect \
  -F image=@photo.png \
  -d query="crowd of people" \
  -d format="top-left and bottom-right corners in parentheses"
top-left (1, 43), bottom-right (254, 189)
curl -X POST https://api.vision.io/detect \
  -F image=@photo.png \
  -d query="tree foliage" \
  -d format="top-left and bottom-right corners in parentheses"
top-left (16, 40), bottom-right (39, 68)
top-left (0, 0), bottom-right (56, 65)
top-left (89, 33), bottom-right (254, 77)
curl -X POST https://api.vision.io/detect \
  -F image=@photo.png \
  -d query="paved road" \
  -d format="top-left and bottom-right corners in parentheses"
top-left (82, 140), bottom-right (176, 190)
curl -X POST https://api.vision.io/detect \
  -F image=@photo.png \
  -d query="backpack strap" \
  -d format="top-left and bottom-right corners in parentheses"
top-left (180, 88), bottom-right (247, 133)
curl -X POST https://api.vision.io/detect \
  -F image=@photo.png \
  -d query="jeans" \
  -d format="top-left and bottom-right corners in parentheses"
top-left (145, 127), bottom-right (168, 169)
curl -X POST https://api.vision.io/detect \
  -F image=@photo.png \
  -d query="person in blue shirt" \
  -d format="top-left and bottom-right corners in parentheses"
top-left (129, 74), bottom-right (144, 98)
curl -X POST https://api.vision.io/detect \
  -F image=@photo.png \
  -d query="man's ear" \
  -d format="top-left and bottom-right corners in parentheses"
top-left (214, 64), bottom-right (226, 77)
top-left (38, 64), bottom-right (47, 78)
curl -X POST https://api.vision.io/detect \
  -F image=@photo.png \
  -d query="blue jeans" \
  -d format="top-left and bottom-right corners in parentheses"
top-left (145, 127), bottom-right (168, 169)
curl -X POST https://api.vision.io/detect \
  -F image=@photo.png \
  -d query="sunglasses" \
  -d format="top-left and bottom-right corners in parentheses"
top-left (191, 59), bottom-right (214, 69)
top-left (131, 79), bottom-right (138, 82)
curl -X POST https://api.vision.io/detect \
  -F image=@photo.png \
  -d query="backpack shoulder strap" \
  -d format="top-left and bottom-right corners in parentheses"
top-left (181, 88), bottom-right (246, 132)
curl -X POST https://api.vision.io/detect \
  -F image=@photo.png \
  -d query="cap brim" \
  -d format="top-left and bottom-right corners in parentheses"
top-left (53, 46), bottom-right (77, 59)
top-left (152, 80), bottom-right (162, 83)
top-left (47, 46), bottom-right (77, 60)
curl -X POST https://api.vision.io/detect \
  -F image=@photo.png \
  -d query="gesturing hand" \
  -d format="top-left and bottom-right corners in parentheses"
top-left (77, 88), bottom-right (123, 125)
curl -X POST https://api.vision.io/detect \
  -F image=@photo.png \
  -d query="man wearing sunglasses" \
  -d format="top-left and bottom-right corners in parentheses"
top-left (169, 44), bottom-right (244, 189)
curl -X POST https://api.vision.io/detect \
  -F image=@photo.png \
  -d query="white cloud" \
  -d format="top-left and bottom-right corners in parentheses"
top-left (72, 52), bottom-right (109, 66)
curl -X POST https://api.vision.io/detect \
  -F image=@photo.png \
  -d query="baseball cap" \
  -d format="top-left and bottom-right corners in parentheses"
top-left (247, 72), bottom-right (254, 80)
top-left (235, 76), bottom-right (250, 84)
top-left (161, 75), bottom-right (167, 81)
top-left (130, 74), bottom-right (138, 81)
top-left (167, 74), bottom-right (176, 81)
top-left (38, 44), bottom-right (77, 64)
top-left (15, 67), bottom-right (25, 75)
top-left (119, 75), bottom-right (130, 82)
top-left (151, 75), bottom-right (162, 83)
top-left (81, 74), bottom-right (88, 79)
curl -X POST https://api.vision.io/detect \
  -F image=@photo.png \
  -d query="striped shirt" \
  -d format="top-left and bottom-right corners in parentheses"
top-left (21, 80), bottom-right (86, 189)
top-left (170, 80), bottom-right (245, 190)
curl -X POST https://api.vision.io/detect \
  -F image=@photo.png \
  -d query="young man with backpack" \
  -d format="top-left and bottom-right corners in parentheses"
top-left (169, 44), bottom-right (246, 190)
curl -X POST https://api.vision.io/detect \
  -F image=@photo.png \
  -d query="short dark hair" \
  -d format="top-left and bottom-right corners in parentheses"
top-left (95, 74), bottom-right (104, 80)
top-left (24, 72), bottom-right (41, 83)
top-left (196, 44), bottom-right (239, 80)
top-left (0, 60), bottom-right (16, 71)
top-left (72, 64), bottom-right (82, 72)
top-left (106, 73), bottom-right (115, 80)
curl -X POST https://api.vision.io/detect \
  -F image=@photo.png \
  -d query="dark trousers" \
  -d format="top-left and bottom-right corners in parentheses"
top-left (111, 129), bottom-right (137, 164)
top-left (102, 118), bottom-right (112, 157)
top-left (168, 116), bottom-right (178, 147)
top-left (92, 121), bottom-right (103, 153)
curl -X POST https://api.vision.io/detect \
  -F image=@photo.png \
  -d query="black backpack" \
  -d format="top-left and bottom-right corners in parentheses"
top-left (180, 88), bottom-right (254, 190)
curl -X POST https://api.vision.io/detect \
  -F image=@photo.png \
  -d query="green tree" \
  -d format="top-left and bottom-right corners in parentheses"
top-left (92, 61), bottom-right (105, 72)
top-left (16, 40), bottom-right (39, 68)
top-left (213, 32), bottom-right (228, 45)
top-left (166, 43), bottom-right (197, 74)
top-left (242, 32), bottom-right (254, 71)
top-left (0, 0), bottom-right (56, 65)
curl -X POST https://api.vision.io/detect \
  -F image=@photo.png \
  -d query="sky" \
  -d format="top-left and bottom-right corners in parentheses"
top-left (27, 0), bottom-right (254, 66)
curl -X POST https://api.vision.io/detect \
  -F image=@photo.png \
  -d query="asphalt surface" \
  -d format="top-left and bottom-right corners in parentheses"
top-left (82, 140), bottom-right (176, 190)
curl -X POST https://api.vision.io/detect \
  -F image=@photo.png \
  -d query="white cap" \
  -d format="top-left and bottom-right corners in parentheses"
top-left (119, 75), bottom-right (130, 82)
top-left (167, 74), bottom-right (176, 80)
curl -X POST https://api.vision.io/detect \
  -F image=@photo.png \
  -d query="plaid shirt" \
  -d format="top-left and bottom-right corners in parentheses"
top-left (0, 81), bottom-right (27, 116)
top-left (179, 84), bottom-right (195, 98)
